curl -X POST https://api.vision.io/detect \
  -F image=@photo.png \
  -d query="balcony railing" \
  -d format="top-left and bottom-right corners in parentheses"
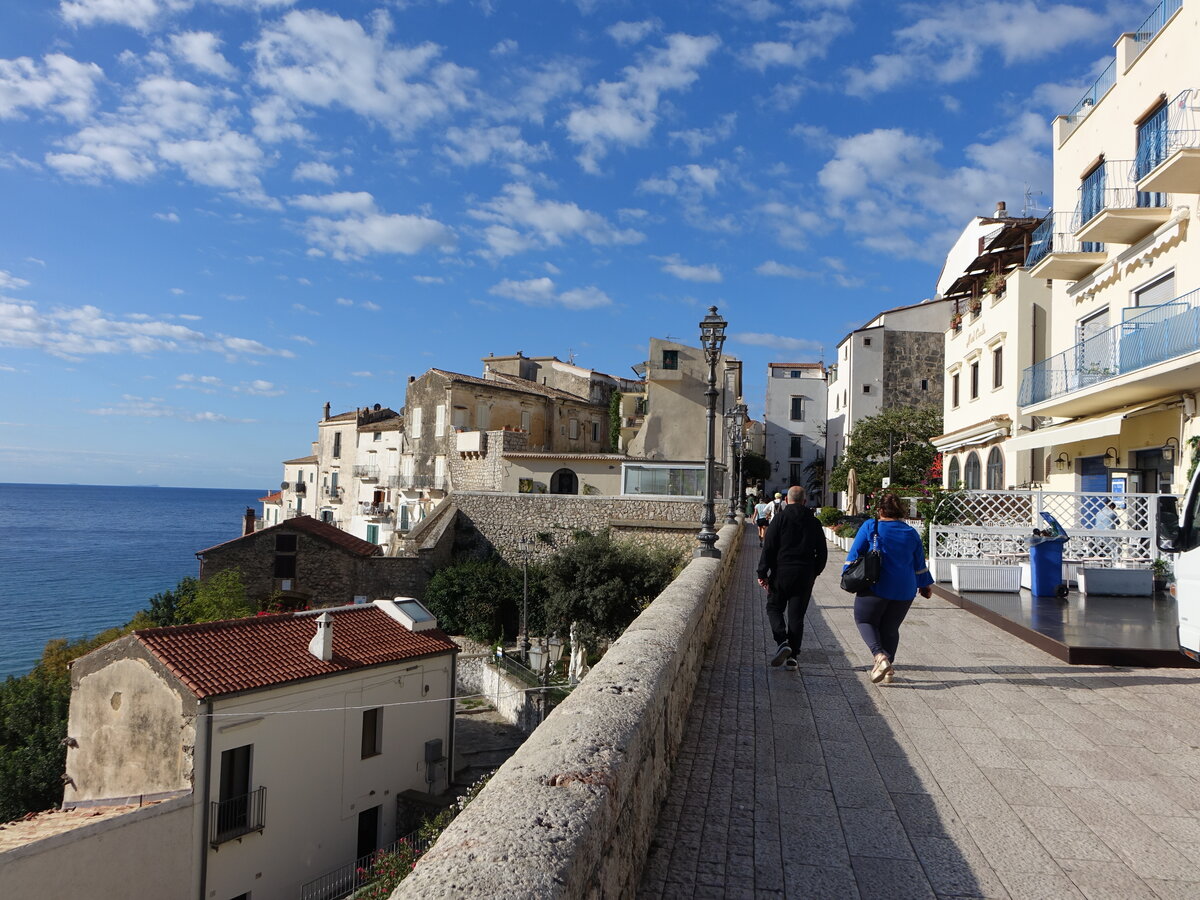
top-left (1019, 286), bottom-right (1200, 405)
top-left (1134, 0), bottom-right (1181, 44)
top-left (394, 474), bottom-right (446, 490)
top-left (1065, 58), bottom-right (1115, 122)
top-left (210, 786), bottom-right (266, 847)
top-left (321, 486), bottom-right (344, 503)
top-left (352, 465), bottom-right (380, 481)
top-left (1025, 210), bottom-right (1104, 268)
top-left (300, 828), bottom-right (435, 900)
top-left (1075, 160), bottom-right (1170, 245)
top-left (358, 503), bottom-right (394, 521)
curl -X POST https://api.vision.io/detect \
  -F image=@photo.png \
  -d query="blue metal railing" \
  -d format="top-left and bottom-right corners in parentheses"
top-left (1066, 59), bottom-right (1115, 120)
top-left (1134, 0), bottom-right (1182, 43)
top-left (1133, 90), bottom-right (1200, 183)
top-left (1024, 210), bottom-right (1103, 268)
top-left (1019, 286), bottom-right (1200, 406)
top-left (1077, 159), bottom-right (1169, 231)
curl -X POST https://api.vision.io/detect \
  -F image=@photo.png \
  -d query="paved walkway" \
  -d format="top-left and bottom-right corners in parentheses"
top-left (638, 527), bottom-right (1200, 899)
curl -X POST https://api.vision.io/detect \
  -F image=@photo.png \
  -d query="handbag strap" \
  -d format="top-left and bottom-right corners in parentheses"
top-left (870, 519), bottom-right (880, 553)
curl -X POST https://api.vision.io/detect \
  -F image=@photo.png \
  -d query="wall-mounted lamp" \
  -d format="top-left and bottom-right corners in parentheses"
top-left (1162, 436), bottom-right (1180, 462)
top-left (1102, 446), bottom-right (1119, 469)
top-left (1054, 452), bottom-right (1071, 472)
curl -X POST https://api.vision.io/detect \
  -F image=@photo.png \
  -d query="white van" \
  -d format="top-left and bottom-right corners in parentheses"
top-left (1156, 472), bottom-right (1200, 662)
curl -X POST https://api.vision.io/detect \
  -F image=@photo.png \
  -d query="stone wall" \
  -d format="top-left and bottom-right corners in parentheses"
top-left (394, 522), bottom-right (741, 899)
top-left (450, 491), bottom-right (704, 563)
top-left (455, 642), bottom-right (537, 732)
top-left (449, 429), bottom-right (530, 492)
top-left (883, 330), bottom-right (945, 411)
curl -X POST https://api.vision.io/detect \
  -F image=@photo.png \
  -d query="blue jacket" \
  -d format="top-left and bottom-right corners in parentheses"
top-left (843, 519), bottom-right (934, 602)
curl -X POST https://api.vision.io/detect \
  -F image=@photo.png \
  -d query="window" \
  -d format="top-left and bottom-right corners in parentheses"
top-left (366, 524), bottom-right (379, 544)
top-left (789, 369), bottom-right (802, 378)
top-left (1136, 100), bottom-right (1169, 206)
top-left (992, 347), bottom-right (1003, 389)
top-left (947, 456), bottom-right (961, 488)
top-left (986, 447), bottom-right (1004, 489)
top-left (1080, 162), bottom-right (1106, 251)
top-left (434, 456), bottom-right (446, 481)
top-left (789, 436), bottom-right (804, 458)
top-left (476, 404), bottom-right (490, 430)
top-left (332, 432), bottom-right (341, 459)
top-left (591, 421), bottom-right (600, 442)
top-left (863, 337), bottom-right (872, 347)
top-left (662, 349), bottom-right (679, 370)
top-left (964, 452), bottom-right (981, 489)
top-left (373, 431), bottom-right (381, 442)
top-left (862, 384), bottom-right (871, 394)
top-left (411, 407), bottom-right (423, 439)
top-left (921, 379), bottom-right (928, 391)
top-left (214, 744), bottom-right (255, 842)
top-left (321, 510), bottom-right (334, 524)
top-left (435, 404), bottom-right (446, 436)
top-left (790, 397), bottom-right (804, 421)
top-left (273, 534), bottom-right (297, 578)
top-left (521, 410), bottom-right (531, 432)
top-left (622, 465), bottom-right (704, 497)
top-left (361, 708), bottom-right (382, 758)
top-left (1134, 272), bottom-right (1174, 308)
top-left (789, 463), bottom-right (804, 485)
top-left (569, 418), bottom-right (579, 439)
top-left (969, 362), bottom-right (979, 399)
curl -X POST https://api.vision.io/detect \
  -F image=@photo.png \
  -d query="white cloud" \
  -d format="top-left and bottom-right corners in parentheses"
top-left (0, 271), bottom-right (30, 290)
top-left (639, 163), bottom-right (720, 197)
top-left (291, 190), bottom-right (455, 259)
top-left (290, 334), bottom-right (315, 344)
top-left (759, 201), bottom-right (823, 249)
top-left (607, 20), bottom-right (659, 45)
top-left (722, 0), bottom-right (783, 21)
top-left (292, 160), bottom-right (340, 183)
top-left (744, 12), bottom-right (853, 71)
top-left (470, 182), bottom-right (643, 258)
top-left (488, 277), bottom-right (612, 309)
top-left (669, 112), bottom-right (736, 155)
top-left (0, 298), bottom-right (295, 361)
top-left (250, 9), bottom-right (474, 137)
top-left (360, 300), bottom-right (381, 311)
top-left (565, 33), bottom-right (720, 173)
top-left (441, 124), bottom-right (549, 168)
top-left (88, 394), bottom-right (255, 423)
top-left (756, 260), bottom-right (817, 279)
top-left (169, 31), bottom-right (235, 79)
top-left (154, 210), bottom-right (180, 222)
top-left (61, 0), bottom-right (296, 31)
top-left (0, 53), bottom-right (104, 121)
top-left (292, 191), bottom-right (375, 214)
top-left (169, 287), bottom-right (184, 295)
top-left (656, 254), bottom-right (722, 283)
top-left (731, 331), bottom-right (822, 353)
top-left (335, 297), bottom-right (354, 306)
top-left (413, 275), bottom-right (444, 284)
top-left (491, 39), bottom-right (518, 56)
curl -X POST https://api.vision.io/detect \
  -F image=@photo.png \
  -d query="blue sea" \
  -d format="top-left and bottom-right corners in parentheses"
top-left (0, 483), bottom-right (265, 679)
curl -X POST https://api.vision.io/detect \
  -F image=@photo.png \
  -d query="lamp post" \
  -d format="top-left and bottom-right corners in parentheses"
top-left (527, 635), bottom-right (566, 727)
top-left (696, 306), bottom-right (727, 558)
top-left (724, 400), bottom-right (747, 524)
top-left (516, 536), bottom-right (533, 663)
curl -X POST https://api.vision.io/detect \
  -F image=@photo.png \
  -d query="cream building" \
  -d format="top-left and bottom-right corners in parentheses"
top-left (763, 362), bottom-right (827, 500)
top-left (1007, 0), bottom-right (1198, 497)
top-left (933, 209), bottom-right (1050, 489)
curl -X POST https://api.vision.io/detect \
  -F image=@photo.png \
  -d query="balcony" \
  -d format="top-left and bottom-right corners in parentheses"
top-left (1074, 160), bottom-right (1171, 246)
top-left (321, 485), bottom-right (344, 503)
top-left (1025, 211), bottom-right (1106, 281)
top-left (1136, 90), bottom-right (1200, 194)
top-left (394, 473), bottom-right (446, 491)
top-left (359, 503), bottom-right (394, 521)
top-left (456, 430), bottom-right (486, 454)
top-left (210, 786), bottom-right (266, 847)
top-left (352, 465), bottom-right (380, 482)
top-left (1020, 287), bottom-right (1200, 414)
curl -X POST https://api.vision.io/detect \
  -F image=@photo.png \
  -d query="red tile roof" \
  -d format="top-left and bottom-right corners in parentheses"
top-left (258, 491), bottom-right (282, 503)
top-left (195, 515), bottom-right (382, 558)
top-left (135, 606), bottom-right (458, 700)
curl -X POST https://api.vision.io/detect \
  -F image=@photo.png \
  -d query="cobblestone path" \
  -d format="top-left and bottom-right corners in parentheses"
top-left (638, 527), bottom-right (1200, 899)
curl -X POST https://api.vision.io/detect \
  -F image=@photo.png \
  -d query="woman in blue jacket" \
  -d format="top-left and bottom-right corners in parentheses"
top-left (843, 493), bottom-right (934, 684)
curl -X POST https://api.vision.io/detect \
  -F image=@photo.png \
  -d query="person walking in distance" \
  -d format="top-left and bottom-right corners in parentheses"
top-left (757, 485), bottom-right (828, 669)
top-left (844, 492), bottom-right (933, 684)
top-left (752, 495), bottom-right (773, 547)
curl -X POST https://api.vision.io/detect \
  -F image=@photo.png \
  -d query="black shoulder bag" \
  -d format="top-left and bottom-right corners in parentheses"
top-left (840, 520), bottom-right (882, 593)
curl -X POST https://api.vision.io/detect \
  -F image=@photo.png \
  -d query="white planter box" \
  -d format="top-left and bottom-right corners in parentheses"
top-left (931, 558), bottom-right (973, 582)
top-left (951, 564), bottom-right (1022, 593)
top-left (1077, 567), bottom-right (1152, 596)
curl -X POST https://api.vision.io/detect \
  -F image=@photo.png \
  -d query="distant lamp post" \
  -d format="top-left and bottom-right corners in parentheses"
top-left (527, 635), bottom-right (566, 726)
top-left (516, 536), bottom-right (533, 662)
top-left (696, 306), bottom-right (727, 558)
top-left (724, 400), bottom-right (747, 524)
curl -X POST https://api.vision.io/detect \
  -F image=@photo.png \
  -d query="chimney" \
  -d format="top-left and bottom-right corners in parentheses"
top-left (995, 201), bottom-right (1008, 218)
top-left (323, 401), bottom-right (331, 421)
top-left (308, 612), bottom-right (333, 661)
top-left (243, 507), bottom-right (256, 536)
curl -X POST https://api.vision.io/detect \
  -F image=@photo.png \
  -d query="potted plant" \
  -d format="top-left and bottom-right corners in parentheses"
top-left (982, 272), bottom-right (1006, 297)
top-left (1151, 557), bottom-right (1173, 593)
top-left (949, 311), bottom-right (963, 330)
top-left (967, 296), bottom-right (982, 315)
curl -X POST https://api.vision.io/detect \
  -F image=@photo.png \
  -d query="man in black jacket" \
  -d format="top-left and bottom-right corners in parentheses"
top-left (757, 485), bottom-right (828, 669)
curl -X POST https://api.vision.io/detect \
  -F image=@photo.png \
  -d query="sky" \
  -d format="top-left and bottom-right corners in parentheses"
top-left (0, 0), bottom-right (1158, 489)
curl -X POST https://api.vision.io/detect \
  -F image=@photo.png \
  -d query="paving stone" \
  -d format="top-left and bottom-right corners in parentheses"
top-left (781, 862), bottom-right (861, 899)
top-left (995, 871), bottom-right (1086, 900)
top-left (850, 855), bottom-right (936, 899)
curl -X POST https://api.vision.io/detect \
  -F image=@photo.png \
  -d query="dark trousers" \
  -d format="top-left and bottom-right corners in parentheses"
top-left (766, 569), bottom-right (816, 653)
top-left (853, 594), bottom-right (913, 661)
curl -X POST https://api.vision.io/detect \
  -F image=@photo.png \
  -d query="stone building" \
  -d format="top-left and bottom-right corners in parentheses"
top-left (825, 298), bottom-right (950, 504)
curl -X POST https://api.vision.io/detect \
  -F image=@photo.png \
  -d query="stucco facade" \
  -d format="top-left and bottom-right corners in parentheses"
top-left (763, 362), bottom-right (827, 500)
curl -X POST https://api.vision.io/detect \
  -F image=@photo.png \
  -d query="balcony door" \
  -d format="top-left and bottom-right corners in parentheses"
top-left (218, 744), bottom-right (252, 834)
top-left (1077, 309), bottom-right (1111, 385)
top-left (1136, 102), bottom-right (1168, 207)
top-left (1080, 164), bottom-right (1105, 251)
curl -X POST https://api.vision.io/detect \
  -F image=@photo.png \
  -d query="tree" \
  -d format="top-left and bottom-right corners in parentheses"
top-left (608, 391), bottom-right (622, 452)
top-left (139, 576), bottom-right (199, 628)
top-left (541, 531), bottom-right (680, 647)
top-left (422, 558), bottom-right (526, 644)
top-left (805, 455), bottom-right (826, 503)
top-left (828, 405), bottom-right (943, 495)
top-left (177, 569), bottom-right (252, 623)
top-left (742, 451), bottom-right (770, 485)
top-left (0, 667), bottom-right (71, 822)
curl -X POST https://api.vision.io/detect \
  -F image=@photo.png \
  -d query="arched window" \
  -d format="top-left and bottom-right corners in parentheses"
top-left (550, 468), bottom-right (578, 495)
top-left (964, 452), bottom-right (981, 490)
top-left (947, 456), bottom-right (961, 489)
top-left (986, 447), bottom-right (1004, 489)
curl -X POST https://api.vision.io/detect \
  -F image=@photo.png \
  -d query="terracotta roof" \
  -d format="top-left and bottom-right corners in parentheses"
top-left (134, 606), bottom-right (458, 700)
top-left (195, 515), bottom-right (382, 558)
top-left (768, 362), bottom-right (824, 369)
top-left (429, 368), bottom-right (590, 403)
top-left (258, 491), bottom-right (282, 503)
top-left (283, 455), bottom-right (318, 465)
top-left (322, 410), bottom-right (358, 423)
top-left (359, 415), bottom-right (402, 433)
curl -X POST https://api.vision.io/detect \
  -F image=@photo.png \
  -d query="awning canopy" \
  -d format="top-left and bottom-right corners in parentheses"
top-left (933, 417), bottom-right (1011, 453)
top-left (1004, 402), bottom-right (1159, 452)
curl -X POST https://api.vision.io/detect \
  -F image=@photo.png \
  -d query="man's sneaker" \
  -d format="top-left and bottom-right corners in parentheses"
top-left (770, 643), bottom-right (792, 667)
top-left (870, 653), bottom-right (892, 683)
top-left (784, 655), bottom-right (799, 670)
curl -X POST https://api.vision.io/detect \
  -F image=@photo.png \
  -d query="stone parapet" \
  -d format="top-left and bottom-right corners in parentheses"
top-left (394, 522), bottom-right (742, 899)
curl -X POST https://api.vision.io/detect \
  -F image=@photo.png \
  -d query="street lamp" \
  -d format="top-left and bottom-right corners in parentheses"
top-left (724, 400), bottom-right (747, 524)
top-left (516, 536), bottom-right (533, 662)
top-left (696, 306), bottom-right (727, 558)
top-left (527, 635), bottom-right (566, 727)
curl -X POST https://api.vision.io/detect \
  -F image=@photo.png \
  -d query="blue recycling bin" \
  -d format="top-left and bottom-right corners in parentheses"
top-left (1028, 512), bottom-right (1069, 597)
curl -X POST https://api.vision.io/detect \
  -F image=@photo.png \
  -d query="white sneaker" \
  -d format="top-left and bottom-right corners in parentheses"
top-left (870, 654), bottom-right (892, 683)
top-left (770, 643), bottom-right (792, 667)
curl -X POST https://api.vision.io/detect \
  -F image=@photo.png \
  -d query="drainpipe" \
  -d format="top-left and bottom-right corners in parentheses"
top-left (196, 699), bottom-right (213, 900)
top-left (445, 652), bottom-right (457, 793)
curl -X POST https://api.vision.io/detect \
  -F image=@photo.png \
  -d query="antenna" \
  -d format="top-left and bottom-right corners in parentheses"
top-left (1022, 185), bottom-right (1046, 217)
top-left (567, 347), bottom-right (576, 364)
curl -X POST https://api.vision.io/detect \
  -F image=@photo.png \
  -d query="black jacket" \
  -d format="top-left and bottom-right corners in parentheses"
top-left (757, 503), bottom-right (828, 582)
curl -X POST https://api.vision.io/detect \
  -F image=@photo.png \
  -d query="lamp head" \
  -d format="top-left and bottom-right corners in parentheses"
top-left (699, 306), bottom-right (727, 365)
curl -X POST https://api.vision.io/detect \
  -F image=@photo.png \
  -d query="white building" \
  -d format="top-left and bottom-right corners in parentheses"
top-left (1, 600), bottom-right (457, 900)
top-left (932, 207), bottom-right (1051, 489)
top-left (1007, 0), bottom-right (1200, 496)
top-left (763, 362), bottom-right (827, 501)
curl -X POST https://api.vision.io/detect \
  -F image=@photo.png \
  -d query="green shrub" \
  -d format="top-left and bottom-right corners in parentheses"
top-left (422, 558), bottom-right (525, 644)
top-left (835, 523), bottom-right (860, 539)
top-left (816, 507), bottom-right (842, 527)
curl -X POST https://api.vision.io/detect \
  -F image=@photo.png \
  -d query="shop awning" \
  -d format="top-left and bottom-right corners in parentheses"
top-left (1005, 402), bottom-right (1159, 452)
